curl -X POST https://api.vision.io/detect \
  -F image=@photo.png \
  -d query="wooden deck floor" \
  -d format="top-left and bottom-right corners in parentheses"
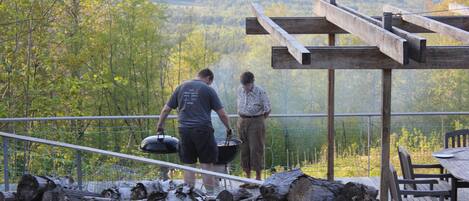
top-left (339, 177), bottom-right (469, 201)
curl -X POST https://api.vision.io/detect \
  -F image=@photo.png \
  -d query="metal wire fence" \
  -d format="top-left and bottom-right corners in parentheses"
top-left (0, 112), bottom-right (468, 192)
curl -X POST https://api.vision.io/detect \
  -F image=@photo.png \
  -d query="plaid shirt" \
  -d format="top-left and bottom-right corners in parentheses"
top-left (237, 85), bottom-right (271, 116)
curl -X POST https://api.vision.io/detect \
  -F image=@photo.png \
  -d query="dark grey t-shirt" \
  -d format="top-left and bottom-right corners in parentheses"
top-left (167, 80), bottom-right (223, 128)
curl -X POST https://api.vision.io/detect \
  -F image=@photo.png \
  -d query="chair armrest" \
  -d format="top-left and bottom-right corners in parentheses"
top-left (398, 179), bottom-right (438, 185)
top-left (412, 164), bottom-right (442, 169)
top-left (400, 190), bottom-right (450, 196)
top-left (398, 179), bottom-right (438, 190)
top-left (414, 173), bottom-right (452, 179)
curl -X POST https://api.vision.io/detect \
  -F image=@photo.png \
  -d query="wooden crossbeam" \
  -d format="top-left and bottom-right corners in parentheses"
top-left (245, 16), bottom-right (469, 34)
top-left (250, 3), bottom-right (311, 64)
top-left (384, 5), bottom-right (469, 44)
top-left (271, 46), bottom-right (469, 69)
top-left (338, 5), bottom-right (426, 62)
top-left (450, 3), bottom-right (469, 15)
top-left (314, 0), bottom-right (408, 64)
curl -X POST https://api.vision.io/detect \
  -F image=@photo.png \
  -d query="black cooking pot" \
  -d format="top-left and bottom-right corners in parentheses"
top-left (140, 131), bottom-right (179, 154)
top-left (216, 138), bottom-right (242, 164)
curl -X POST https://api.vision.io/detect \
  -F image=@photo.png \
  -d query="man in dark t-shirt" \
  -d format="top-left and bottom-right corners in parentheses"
top-left (156, 68), bottom-right (232, 194)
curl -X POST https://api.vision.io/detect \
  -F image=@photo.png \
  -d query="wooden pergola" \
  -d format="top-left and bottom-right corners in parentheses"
top-left (246, 1), bottom-right (469, 200)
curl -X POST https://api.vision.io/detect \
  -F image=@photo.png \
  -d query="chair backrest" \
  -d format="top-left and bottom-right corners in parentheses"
top-left (389, 164), bottom-right (402, 201)
top-left (398, 146), bottom-right (417, 190)
top-left (445, 129), bottom-right (469, 148)
top-left (398, 146), bottom-right (415, 179)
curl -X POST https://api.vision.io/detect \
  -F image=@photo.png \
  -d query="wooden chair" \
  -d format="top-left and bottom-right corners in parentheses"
top-left (398, 146), bottom-right (450, 181)
top-left (397, 146), bottom-right (452, 198)
top-left (389, 164), bottom-right (450, 201)
top-left (445, 129), bottom-right (469, 148)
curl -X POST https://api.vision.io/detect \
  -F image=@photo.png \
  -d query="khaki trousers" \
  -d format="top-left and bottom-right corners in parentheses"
top-left (237, 116), bottom-right (265, 171)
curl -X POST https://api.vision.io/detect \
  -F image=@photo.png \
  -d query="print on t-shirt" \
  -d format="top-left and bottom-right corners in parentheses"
top-left (183, 88), bottom-right (199, 105)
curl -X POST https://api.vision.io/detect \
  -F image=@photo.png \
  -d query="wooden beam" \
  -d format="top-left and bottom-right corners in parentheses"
top-left (250, 3), bottom-right (310, 64)
top-left (245, 16), bottom-right (469, 34)
top-left (271, 46), bottom-right (469, 69)
top-left (314, 0), bottom-right (408, 64)
top-left (449, 3), bottom-right (469, 15)
top-left (338, 5), bottom-right (426, 62)
top-left (384, 5), bottom-right (469, 44)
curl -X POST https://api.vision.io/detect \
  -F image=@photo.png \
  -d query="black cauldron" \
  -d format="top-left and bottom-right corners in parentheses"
top-left (216, 138), bottom-right (242, 164)
top-left (140, 132), bottom-right (179, 154)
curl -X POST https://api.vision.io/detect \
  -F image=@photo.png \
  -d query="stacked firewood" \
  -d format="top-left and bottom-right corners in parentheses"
top-left (5, 174), bottom-right (101, 201)
top-left (1, 170), bottom-right (378, 201)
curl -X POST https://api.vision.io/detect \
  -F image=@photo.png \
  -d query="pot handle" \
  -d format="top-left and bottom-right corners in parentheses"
top-left (156, 131), bottom-right (165, 141)
top-left (224, 130), bottom-right (233, 146)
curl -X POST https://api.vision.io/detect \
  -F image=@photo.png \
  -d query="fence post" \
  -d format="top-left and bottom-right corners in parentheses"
top-left (76, 151), bottom-right (83, 190)
top-left (3, 137), bottom-right (9, 191)
top-left (367, 116), bottom-right (372, 177)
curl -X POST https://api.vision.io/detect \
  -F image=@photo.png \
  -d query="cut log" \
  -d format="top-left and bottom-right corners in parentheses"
top-left (0, 192), bottom-right (16, 201)
top-left (286, 177), bottom-right (342, 201)
top-left (44, 176), bottom-right (75, 189)
top-left (147, 180), bottom-right (177, 201)
top-left (16, 174), bottom-right (55, 201)
top-left (41, 187), bottom-right (65, 201)
top-left (286, 177), bottom-right (379, 201)
top-left (216, 188), bottom-right (253, 201)
top-left (131, 181), bottom-right (162, 200)
top-left (259, 169), bottom-right (305, 200)
top-left (101, 188), bottom-right (119, 200)
top-left (101, 187), bottom-right (131, 200)
top-left (81, 196), bottom-right (114, 201)
top-left (42, 187), bottom-right (102, 201)
top-left (335, 182), bottom-right (379, 201)
top-left (260, 169), bottom-right (378, 201)
top-left (147, 191), bottom-right (167, 201)
top-left (165, 184), bottom-right (205, 201)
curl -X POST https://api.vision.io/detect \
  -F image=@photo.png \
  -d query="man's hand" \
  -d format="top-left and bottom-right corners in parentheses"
top-left (226, 128), bottom-right (233, 139)
top-left (157, 127), bottom-right (164, 133)
top-left (156, 105), bottom-right (172, 135)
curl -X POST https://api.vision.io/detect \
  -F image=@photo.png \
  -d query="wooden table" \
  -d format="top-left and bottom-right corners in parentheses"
top-left (434, 148), bottom-right (469, 201)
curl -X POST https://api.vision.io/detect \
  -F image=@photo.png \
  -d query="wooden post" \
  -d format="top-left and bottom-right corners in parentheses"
top-left (327, 0), bottom-right (336, 182)
top-left (380, 12), bottom-right (393, 201)
top-left (76, 151), bottom-right (83, 190)
top-left (2, 137), bottom-right (9, 191)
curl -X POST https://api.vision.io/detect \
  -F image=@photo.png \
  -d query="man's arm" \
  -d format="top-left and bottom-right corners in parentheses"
top-left (215, 108), bottom-right (231, 130)
top-left (262, 90), bottom-right (271, 119)
top-left (156, 105), bottom-right (173, 132)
